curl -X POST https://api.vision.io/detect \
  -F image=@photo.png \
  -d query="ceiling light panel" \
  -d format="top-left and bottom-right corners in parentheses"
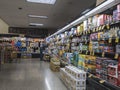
top-left (27, 0), bottom-right (56, 4)
top-left (29, 23), bottom-right (43, 26)
top-left (28, 15), bottom-right (48, 19)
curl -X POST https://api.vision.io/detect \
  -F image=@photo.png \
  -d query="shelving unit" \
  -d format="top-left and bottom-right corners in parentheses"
top-left (46, 1), bottom-right (120, 90)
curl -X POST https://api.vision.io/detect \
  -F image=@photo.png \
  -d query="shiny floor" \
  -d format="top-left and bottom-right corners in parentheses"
top-left (0, 59), bottom-right (67, 90)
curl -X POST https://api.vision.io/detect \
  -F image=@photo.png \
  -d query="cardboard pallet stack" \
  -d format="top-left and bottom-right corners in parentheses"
top-left (50, 57), bottom-right (60, 72)
top-left (60, 66), bottom-right (86, 90)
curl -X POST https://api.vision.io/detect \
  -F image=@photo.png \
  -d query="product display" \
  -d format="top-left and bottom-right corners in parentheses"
top-left (60, 66), bottom-right (86, 90)
top-left (47, 3), bottom-right (120, 90)
top-left (50, 56), bottom-right (60, 72)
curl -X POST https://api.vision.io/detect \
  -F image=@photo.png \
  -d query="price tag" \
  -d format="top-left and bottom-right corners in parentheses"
top-left (106, 24), bottom-right (110, 29)
top-left (102, 25), bottom-right (105, 30)
top-left (115, 37), bottom-right (119, 43)
top-left (86, 51), bottom-right (88, 54)
top-left (88, 29), bottom-right (90, 33)
top-left (93, 28), bottom-right (96, 32)
top-left (88, 74), bottom-right (92, 78)
top-left (80, 50), bottom-right (82, 53)
top-left (90, 51), bottom-right (92, 55)
top-left (102, 52), bottom-right (105, 57)
top-left (98, 37), bottom-right (100, 41)
top-left (99, 80), bottom-right (105, 84)
top-left (96, 27), bottom-right (99, 31)
top-left (85, 40), bottom-right (87, 44)
top-left (99, 26), bottom-right (101, 31)
top-left (86, 30), bottom-right (88, 34)
top-left (109, 38), bottom-right (112, 43)
top-left (114, 53), bottom-right (119, 59)
top-left (92, 51), bottom-right (95, 56)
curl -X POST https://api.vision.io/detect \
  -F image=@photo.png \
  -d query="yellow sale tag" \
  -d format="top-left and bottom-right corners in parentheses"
top-left (90, 51), bottom-right (92, 55)
top-left (102, 52), bottom-right (105, 57)
top-left (109, 38), bottom-right (112, 43)
top-left (86, 31), bottom-right (88, 34)
top-left (102, 25), bottom-right (105, 30)
top-left (85, 40), bottom-right (87, 44)
top-left (92, 51), bottom-right (95, 56)
top-left (99, 80), bottom-right (105, 84)
top-left (88, 29), bottom-right (90, 33)
top-left (96, 27), bottom-right (99, 31)
top-left (114, 53), bottom-right (119, 59)
top-left (89, 74), bottom-right (92, 78)
top-left (86, 51), bottom-right (88, 54)
top-left (115, 37), bottom-right (119, 43)
top-left (99, 26), bottom-right (101, 31)
top-left (92, 28), bottom-right (94, 32)
top-left (106, 24), bottom-right (110, 29)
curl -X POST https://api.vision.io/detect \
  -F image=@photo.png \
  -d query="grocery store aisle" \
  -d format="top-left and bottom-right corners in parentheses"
top-left (0, 59), bottom-right (67, 90)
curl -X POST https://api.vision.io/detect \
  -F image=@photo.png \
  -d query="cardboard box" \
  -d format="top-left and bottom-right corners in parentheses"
top-left (71, 80), bottom-right (86, 87)
top-left (71, 86), bottom-right (86, 90)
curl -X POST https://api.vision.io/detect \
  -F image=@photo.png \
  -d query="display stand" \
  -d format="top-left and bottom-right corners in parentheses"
top-left (47, 1), bottom-right (120, 89)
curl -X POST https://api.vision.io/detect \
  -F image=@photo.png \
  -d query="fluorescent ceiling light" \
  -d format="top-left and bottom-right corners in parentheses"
top-left (28, 15), bottom-right (48, 19)
top-left (29, 23), bottom-right (43, 26)
top-left (27, 0), bottom-right (56, 4)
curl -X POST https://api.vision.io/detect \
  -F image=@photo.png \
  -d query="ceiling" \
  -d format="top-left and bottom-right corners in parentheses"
top-left (0, 0), bottom-right (96, 33)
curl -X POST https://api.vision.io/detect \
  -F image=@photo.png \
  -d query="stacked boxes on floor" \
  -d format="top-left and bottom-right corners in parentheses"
top-left (60, 66), bottom-right (86, 90)
top-left (50, 57), bottom-right (60, 72)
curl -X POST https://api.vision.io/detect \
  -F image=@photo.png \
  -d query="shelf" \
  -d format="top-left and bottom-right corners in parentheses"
top-left (87, 73), bottom-right (120, 90)
top-left (108, 65), bottom-right (118, 68)
top-left (79, 50), bottom-right (119, 59)
top-left (108, 74), bottom-right (118, 78)
top-left (69, 20), bottom-right (120, 37)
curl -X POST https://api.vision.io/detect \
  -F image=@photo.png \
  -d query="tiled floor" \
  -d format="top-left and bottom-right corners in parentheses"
top-left (0, 59), bottom-right (67, 90)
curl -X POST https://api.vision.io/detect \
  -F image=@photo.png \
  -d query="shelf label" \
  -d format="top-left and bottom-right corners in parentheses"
top-left (115, 37), bottom-right (119, 43)
top-left (80, 50), bottom-right (82, 53)
top-left (102, 52), bottom-right (105, 57)
top-left (88, 74), bottom-right (92, 78)
top-left (90, 51), bottom-right (92, 55)
top-left (102, 25), bottom-right (105, 30)
top-left (86, 51), bottom-right (88, 54)
top-left (106, 24), bottom-right (110, 29)
top-left (88, 29), bottom-right (90, 33)
top-left (99, 26), bottom-right (101, 31)
top-left (98, 37), bottom-right (100, 41)
top-left (96, 27), bottom-right (99, 31)
top-left (92, 28), bottom-right (94, 32)
top-left (109, 38), bottom-right (112, 43)
top-left (114, 53), bottom-right (119, 59)
top-left (92, 51), bottom-right (95, 56)
top-left (86, 31), bottom-right (88, 34)
top-left (85, 40), bottom-right (87, 44)
top-left (99, 80), bottom-right (105, 84)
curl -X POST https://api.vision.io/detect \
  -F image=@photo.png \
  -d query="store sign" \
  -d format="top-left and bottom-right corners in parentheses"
top-left (9, 27), bottom-right (48, 38)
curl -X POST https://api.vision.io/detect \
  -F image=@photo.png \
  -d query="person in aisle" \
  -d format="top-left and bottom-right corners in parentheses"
top-left (40, 41), bottom-right (45, 61)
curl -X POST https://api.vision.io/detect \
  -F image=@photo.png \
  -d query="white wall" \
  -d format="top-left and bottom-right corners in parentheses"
top-left (0, 18), bottom-right (9, 34)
